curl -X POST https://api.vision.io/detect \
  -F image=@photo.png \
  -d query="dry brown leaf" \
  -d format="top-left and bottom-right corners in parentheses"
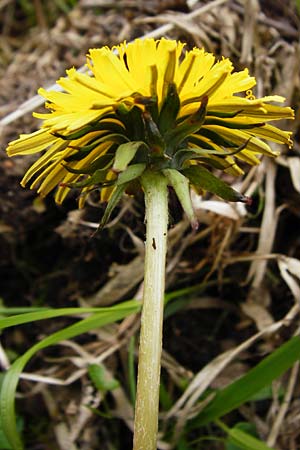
top-left (241, 301), bottom-right (274, 331)
top-left (192, 196), bottom-right (246, 221)
top-left (287, 157), bottom-right (300, 194)
top-left (240, 0), bottom-right (259, 64)
top-left (278, 256), bottom-right (300, 301)
top-left (267, 362), bottom-right (300, 447)
top-left (85, 256), bottom-right (144, 306)
top-left (248, 159), bottom-right (277, 287)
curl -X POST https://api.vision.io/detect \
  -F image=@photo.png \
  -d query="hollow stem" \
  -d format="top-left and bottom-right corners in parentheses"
top-left (133, 170), bottom-right (169, 450)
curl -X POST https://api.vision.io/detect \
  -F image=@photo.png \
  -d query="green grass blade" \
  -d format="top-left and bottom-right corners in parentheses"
top-left (0, 281), bottom-right (217, 330)
top-left (0, 300), bottom-right (140, 329)
top-left (128, 335), bottom-right (136, 405)
top-left (0, 307), bottom-right (48, 315)
top-left (219, 421), bottom-right (274, 450)
top-left (226, 428), bottom-right (274, 450)
top-left (0, 301), bottom-right (140, 450)
top-left (195, 335), bottom-right (300, 425)
top-left (164, 279), bottom-right (223, 304)
top-left (88, 364), bottom-right (120, 392)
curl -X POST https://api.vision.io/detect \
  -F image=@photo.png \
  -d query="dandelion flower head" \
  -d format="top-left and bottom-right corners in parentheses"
top-left (6, 38), bottom-right (294, 222)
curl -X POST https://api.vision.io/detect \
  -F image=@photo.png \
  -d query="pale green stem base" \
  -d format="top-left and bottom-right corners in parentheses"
top-left (133, 171), bottom-right (169, 450)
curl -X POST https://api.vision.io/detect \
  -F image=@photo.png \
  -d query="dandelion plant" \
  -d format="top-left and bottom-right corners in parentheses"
top-left (6, 38), bottom-right (294, 450)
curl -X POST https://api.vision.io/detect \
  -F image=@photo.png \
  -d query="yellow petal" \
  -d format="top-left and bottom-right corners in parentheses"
top-left (21, 140), bottom-right (69, 185)
top-left (7, 129), bottom-right (58, 156)
top-left (176, 48), bottom-right (215, 94)
top-left (203, 124), bottom-right (279, 156)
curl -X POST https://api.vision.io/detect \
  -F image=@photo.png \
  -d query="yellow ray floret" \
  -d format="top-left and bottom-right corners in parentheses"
top-left (6, 38), bottom-right (294, 206)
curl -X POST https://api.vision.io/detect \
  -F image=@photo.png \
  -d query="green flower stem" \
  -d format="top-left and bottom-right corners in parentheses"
top-left (133, 170), bottom-right (169, 450)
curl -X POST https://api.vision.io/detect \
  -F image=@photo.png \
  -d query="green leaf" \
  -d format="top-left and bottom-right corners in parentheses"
top-left (143, 110), bottom-right (165, 152)
top-left (204, 117), bottom-right (265, 130)
top-left (158, 82), bottom-right (180, 134)
top-left (225, 422), bottom-right (257, 450)
top-left (206, 110), bottom-right (243, 119)
top-left (128, 336), bottom-right (136, 405)
top-left (220, 420), bottom-right (271, 450)
top-left (173, 148), bottom-right (221, 168)
top-left (159, 380), bottom-right (173, 410)
top-left (113, 141), bottom-right (147, 172)
top-left (65, 143), bottom-right (117, 164)
top-left (52, 123), bottom-right (100, 141)
top-left (200, 127), bottom-right (236, 148)
top-left (195, 336), bottom-right (300, 425)
top-left (62, 167), bottom-right (111, 189)
top-left (54, 120), bottom-right (125, 142)
top-left (99, 182), bottom-right (129, 229)
top-left (165, 96), bottom-right (208, 151)
top-left (163, 169), bottom-right (197, 228)
top-left (63, 152), bottom-right (114, 175)
top-left (88, 364), bottom-right (120, 392)
top-left (116, 163), bottom-right (146, 185)
top-left (172, 149), bottom-right (203, 168)
top-left (0, 415), bottom-right (23, 450)
top-left (65, 133), bottom-right (125, 163)
top-left (0, 304), bottom-right (139, 330)
top-left (198, 156), bottom-right (234, 171)
top-left (117, 105), bottom-right (146, 141)
top-left (182, 165), bottom-right (248, 202)
top-left (0, 307), bottom-right (48, 315)
top-left (0, 300), bottom-right (140, 450)
top-left (226, 427), bottom-right (274, 450)
top-left (172, 146), bottom-right (245, 169)
top-left (0, 429), bottom-right (12, 449)
top-left (249, 385), bottom-right (283, 402)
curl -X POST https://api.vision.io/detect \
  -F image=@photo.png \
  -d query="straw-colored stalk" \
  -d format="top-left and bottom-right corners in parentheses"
top-left (133, 170), bottom-right (168, 450)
